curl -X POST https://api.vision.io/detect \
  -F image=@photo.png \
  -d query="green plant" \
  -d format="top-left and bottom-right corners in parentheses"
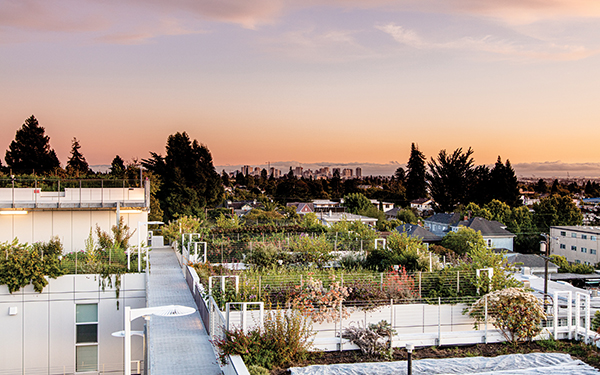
top-left (467, 288), bottom-right (546, 346)
top-left (215, 309), bottom-right (313, 369)
top-left (0, 238), bottom-right (65, 293)
top-left (246, 242), bottom-right (286, 269)
top-left (288, 235), bottom-right (334, 267)
top-left (248, 365), bottom-right (270, 375)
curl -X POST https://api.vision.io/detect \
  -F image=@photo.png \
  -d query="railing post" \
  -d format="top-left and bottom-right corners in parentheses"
top-left (553, 291), bottom-right (559, 340)
top-left (484, 295), bottom-right (488, 344)
top-left (438, 297), bottom-right (441, 346)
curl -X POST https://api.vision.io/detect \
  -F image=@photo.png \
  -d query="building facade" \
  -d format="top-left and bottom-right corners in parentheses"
top-left (0, 180), bottom-right (150, 253)
top-left (0, 273), bottom-right (146, 374)
top-left (550, 226), bottom-right (600, 265)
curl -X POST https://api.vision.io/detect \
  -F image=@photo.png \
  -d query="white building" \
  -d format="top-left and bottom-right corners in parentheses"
top-left (550, 226), bottom-right (600, 266)
top-left (0, 273), bottom-right (146, 374)
top-left (0, 180), bottom-right (150, 253)
top-left (317, 212), bottom-right (378, 227)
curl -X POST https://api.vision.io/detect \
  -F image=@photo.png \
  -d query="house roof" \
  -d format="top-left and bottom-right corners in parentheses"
top-left (385, 207), bottom-right (401, 218)
top-left (425, 212), bottom-right (462, 225)
top-left (506, 254), bottom-right (558, 269)
top-left (395, 224), bottom-right (442, 242)
top-left (454, 217), bottom-right (516, 237)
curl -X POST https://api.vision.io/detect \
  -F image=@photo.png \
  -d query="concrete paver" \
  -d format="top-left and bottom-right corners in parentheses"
top-left (147, 246), bottom-right (222, 375)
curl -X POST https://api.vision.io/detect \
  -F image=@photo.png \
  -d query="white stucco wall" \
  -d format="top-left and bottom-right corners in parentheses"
top-left (0, 210), bottom-right (148, 253)
top-left (0, 273), bottom-right (146, 374)
top-left (485, 237), bottom-right (514, 252)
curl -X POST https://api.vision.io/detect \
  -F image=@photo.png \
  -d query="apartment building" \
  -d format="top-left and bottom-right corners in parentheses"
top-left (550, 226), bottom-right (600, 266)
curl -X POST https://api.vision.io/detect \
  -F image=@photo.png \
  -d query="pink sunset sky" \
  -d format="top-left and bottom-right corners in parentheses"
top-left (1, 0), bottom-right (600, 176)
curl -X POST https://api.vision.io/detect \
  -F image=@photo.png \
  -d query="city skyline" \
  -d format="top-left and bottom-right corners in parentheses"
top-left (2, 1), bottom-right (600, 169)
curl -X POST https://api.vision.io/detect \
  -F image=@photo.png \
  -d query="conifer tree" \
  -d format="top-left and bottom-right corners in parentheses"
top-left (66, 138), bottom-right (90, 176)
top-left (489, 156), bottom-right (520, 206)
top-left (110, 155), bottom-right (126, 178)
top-left (405, 143), bottom-right (427, 201)
top-left (5, 115), bottom-right (60, 174)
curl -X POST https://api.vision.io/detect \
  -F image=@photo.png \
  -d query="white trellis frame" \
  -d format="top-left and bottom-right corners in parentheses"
top-left (575, 292), bottom-right (591, 343)
top-left (475, 268), bottom-right (493, 295)
top-left (553, 291), bottom-right (573, 340)
top-left (182, 233), bottom-right (202, 263)
top-left (209, 275), bottom-right (240, 296)
top-left (189, 241), bottom-right (207, 263)
top-left (375, 238), bottom-right (386, 250)
top-left (225, 302), bottom-right (264, 334)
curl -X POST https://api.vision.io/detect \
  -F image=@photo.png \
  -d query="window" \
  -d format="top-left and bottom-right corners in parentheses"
top-left (561, 231), bottom-right (566, 236)
top-left (582, 247), bottom-right (587, 253)
top-left (487, 239), bottom-right (493, 247)
top-left (592, 236), bottom-right (597, 241)
top-left (575, 260), bottom-right (581, 264)
top-left (571, 233), bottom-right (577, 238)
top-left (582, 235), bottom-right (588, 240)
top-left (571, 245), bottom-right (577, 251)
top-left (76, 304), bottom-right (98, 372)
top-left (560, 244), bottom-right (566, 249)
top-left (591, 249), bottom-right (597, 255)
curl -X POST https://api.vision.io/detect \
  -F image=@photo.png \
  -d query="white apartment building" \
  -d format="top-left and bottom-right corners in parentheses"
top-left (550, 226), bottom-right (600, 266)
top-left (0, 179), bottom-right (150, 253)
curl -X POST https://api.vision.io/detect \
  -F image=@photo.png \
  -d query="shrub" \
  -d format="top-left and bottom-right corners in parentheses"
top-left (288, 235), bottom-right (333, 267)
top-left (248, 365), bottom-right (270, 375)
top-left (467, 287), bottom-right (546, 345)
top-left (383, 266), bottom-right (418, 302)
top-left (291, 275), bottom-right (349, 323)
top-left (342, 320), bottom-right (395, 357)
top-left (215, 309), bottom-right (313, 369)
top-left (246, 242), bottom-right (286, 269)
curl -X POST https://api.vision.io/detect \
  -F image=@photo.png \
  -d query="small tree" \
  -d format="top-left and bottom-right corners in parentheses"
top-left (467, 288), bottom-right (546, 345)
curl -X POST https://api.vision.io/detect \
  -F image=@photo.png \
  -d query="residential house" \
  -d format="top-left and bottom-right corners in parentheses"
top-left (286, 202), bottom-right (314, 216)
top-left (423, 212), bottom-right (462, 237)
top-left (451, 217), bottom-right (516, 252)
top-left (410, 198), bottom-right (433, 212)
top-left (395, 224), bottom-right (441, 244)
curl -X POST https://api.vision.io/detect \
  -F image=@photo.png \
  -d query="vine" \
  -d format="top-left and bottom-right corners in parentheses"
top-left (0, 238), bottom-right (65, 293)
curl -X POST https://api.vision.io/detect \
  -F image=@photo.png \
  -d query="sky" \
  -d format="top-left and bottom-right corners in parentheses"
top-left (1, 0), bottom-right (600, 176)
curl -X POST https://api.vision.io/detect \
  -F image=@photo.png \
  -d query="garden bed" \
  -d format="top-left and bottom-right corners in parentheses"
top-left (272, 341), bottom-right (600, 375)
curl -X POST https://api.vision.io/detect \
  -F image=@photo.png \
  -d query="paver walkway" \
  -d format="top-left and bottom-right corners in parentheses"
top-left (147, 246), bottom-right (222, 375)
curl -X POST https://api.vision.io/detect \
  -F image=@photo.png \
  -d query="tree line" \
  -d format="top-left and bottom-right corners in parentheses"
top-left (1, 115), bottom-right (591, 245)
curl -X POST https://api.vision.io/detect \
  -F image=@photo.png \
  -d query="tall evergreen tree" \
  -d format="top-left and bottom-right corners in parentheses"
top-left (427, 147), bottom-right (475, 212)
top-left (110, 155), bottom-right (126, 178)
top-left (5, 115), bottom-right (60, 174)
top-left (142, 132), bottom-right (224, 220)
top-left (66, 138), bottom-right (90, 176)
top-left (489, 156), bottom-right (520, 206)
top-left (405, 143), bottom-right (427, 201)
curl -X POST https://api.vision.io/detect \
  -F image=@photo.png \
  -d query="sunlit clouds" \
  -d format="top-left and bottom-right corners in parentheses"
top-left (1, 0), bottom-right (600, 173)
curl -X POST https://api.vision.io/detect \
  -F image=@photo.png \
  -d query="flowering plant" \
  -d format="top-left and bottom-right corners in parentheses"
top-left (467, 287), bottom-right (546, 345)
top-left (291, 275), bottom-right (349, 323)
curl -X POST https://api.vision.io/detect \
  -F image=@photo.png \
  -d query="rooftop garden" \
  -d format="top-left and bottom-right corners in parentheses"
top-left (0, 217), bottom-right (143, 294)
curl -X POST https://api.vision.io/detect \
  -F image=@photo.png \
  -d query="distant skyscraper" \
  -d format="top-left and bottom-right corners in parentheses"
top-left (342, 168), bottom-right (353, 178)
top-left (356, 167), bottom-right (362, 178)
top-left (241, 165), bottom-right (250, 176)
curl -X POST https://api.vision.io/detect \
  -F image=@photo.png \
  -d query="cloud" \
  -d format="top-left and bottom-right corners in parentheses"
top-left (512, 161), bottom-right (600, 178)
top-left (376, 23), bottom-right (598, 61)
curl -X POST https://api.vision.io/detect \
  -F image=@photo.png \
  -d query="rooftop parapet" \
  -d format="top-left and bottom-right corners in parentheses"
top-left (0, 178), bottom-right (150, 210)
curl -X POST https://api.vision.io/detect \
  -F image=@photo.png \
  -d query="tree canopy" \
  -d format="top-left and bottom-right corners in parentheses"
top-left (5, 115), bottom-right (60, 174)
top-left (427, 147), bottom-right (475, 212)
top-left (142, 132), bottom-right (224, 221)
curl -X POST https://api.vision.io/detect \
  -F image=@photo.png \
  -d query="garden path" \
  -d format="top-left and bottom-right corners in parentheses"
top-left (147, 246), bottom-right (222, 375)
